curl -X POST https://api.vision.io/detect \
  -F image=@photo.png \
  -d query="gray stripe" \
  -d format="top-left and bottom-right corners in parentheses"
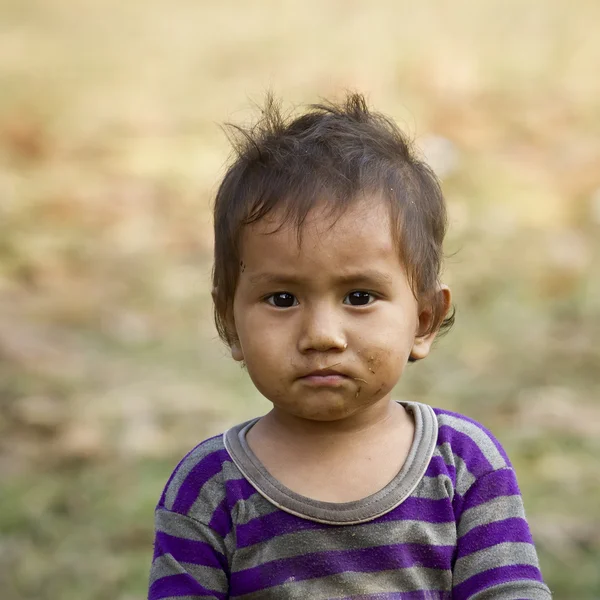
top-left (233, 489), bottom-right (279, 524)
top-left (233, 519), bottom-right (457, 565)
top-left (188, 471), bottom-right (228, 519)
top-left (155, 508), bottom-right (228, 555)
top-left (151, 597), bottom-right (222, 600)
top-left (164, 436), bottom-right (225, 510)
top-left (412, 473), bottom-right (454, 500)
top-left (454, 542), bottom-right (540, 585)
top-left (435, 442), bottom-right (476, 496)
top-left (156, 508), bottom-right (207, 541)
top-left (154, 509), bottom-right (209, 542)
top-left (183, 459), bottom-right (276, 528)
top-left (457, 494), bottom-right (525, 536)
top-left (436, 414), bottom-right (507, 470)
top-left (237, 567), bottom-right (452, 600)
top-left (150, 554), bottom-right (227, 590)
top-left (471, 581), bottom-right (552, 600)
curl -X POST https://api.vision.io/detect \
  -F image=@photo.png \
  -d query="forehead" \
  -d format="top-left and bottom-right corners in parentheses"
top-left (239, 197), bottom-right (398, 268)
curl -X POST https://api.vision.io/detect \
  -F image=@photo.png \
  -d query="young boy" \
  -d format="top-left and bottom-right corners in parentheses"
top-left (148, 94), bottom-right (551, 599)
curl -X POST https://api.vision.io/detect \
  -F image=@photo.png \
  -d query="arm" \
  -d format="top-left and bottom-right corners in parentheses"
top-left (452, 467), bottom-right (551, 600)
top-left (149, 507), bottom-right (229, 600)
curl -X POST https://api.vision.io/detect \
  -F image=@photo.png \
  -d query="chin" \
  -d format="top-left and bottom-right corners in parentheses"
top-left (283, 398), bottom-right (361, 422)
top-left (296, 410), bottom-right (352, 422)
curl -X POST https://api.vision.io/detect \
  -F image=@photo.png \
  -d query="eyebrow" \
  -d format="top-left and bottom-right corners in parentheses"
top-left (247, 270), bottom-right (393, 288)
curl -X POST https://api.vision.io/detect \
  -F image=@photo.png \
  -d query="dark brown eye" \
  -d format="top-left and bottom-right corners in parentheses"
top-left (267, 293), bottom-right (298, 308)
top-left (344, 291), bottom-right (374, 306)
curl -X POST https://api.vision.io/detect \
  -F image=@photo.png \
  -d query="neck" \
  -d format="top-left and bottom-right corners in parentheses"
top-left (257, 397), bottom-right (405, 446)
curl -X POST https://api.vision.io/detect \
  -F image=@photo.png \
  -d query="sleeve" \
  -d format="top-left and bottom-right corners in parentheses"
top-left (149, 507), bottom-right (229, 600)
top-left (451, 467), bottom-right (552, 600)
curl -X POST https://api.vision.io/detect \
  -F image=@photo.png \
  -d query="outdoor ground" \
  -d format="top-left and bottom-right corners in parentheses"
top-left (0, 1), bottom-right (599, 598)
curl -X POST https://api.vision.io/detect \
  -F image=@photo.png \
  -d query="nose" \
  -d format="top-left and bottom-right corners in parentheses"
top-left (297, 302), bottom-right (347, 354)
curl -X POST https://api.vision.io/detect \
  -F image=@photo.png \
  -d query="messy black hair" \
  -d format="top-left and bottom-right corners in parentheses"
top-left (212, 93), bottom-right (454, 360)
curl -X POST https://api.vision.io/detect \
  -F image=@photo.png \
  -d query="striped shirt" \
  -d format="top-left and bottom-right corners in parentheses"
top-left (149, 402), bottom-right (551, 599)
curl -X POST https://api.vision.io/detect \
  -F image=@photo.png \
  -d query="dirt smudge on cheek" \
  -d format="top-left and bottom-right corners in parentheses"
top-left (366, 350), bottom-right (383, 374)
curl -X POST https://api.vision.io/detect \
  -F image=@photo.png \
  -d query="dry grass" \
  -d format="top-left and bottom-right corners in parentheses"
top-left (1, 1), bottom-right (599, 598)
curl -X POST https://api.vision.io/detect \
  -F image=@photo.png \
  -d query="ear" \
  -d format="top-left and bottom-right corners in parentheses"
top-left (227, 315), bottom-right (244, 362)
top-left (230, 340), bottom-right (244, 362)
top-left (212, 287), bottom-right (244, 362)
top-left (410, 284), bottom-right (452, 361)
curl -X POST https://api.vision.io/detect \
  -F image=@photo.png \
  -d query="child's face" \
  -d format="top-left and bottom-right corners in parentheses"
top-left (229, 196), bottom-right (442, 422)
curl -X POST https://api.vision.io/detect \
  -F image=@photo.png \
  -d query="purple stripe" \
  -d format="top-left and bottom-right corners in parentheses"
top-left (154, 532), bottom-right (226, 569)
top-left (230, 543), bottom-right (454, 595)
top-left (236, 509), bottom-right (323, 548)
top-left (452, 564), bottom-right (544, 599)
top-left (457, 517), bottom-right (534, 558)
top-left (208, 498), bottom-right (232, 537)
top-left (379, 496), bottom-right (454, 524)
top-left (207, 477), bottom-right (259, 538)
top-left (425, 454), bottom-right (456, 483)
top-left (225, 476), bottom-right (257, 502)
top-left (461, 468), bottom-right (521, 512)
top-left (339, 593), bottom-right (450, 600)
top-left (452, 490), bottom-right (466, 516)
top-left (235, 496), bottom-right (454, 548)
top-left (434, 408), bottom-right (510, 464)
top-left (172, 449), bottom-right (232, 514)
top-left (437, 425), bottom-right (494, 478)
top-left (158, 435), bottom-right (222, 509)
top-left (149, 573), bottom-right (227, 600)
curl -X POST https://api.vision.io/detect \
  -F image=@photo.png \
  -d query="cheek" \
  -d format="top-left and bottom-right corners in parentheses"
top-left (237, 321), bottom-right (291, 380)
top-left (360, 316), bottom-right (414, 361)
top-left (243, 334), bottom-right (289, 372)
top-left (359, 331), bottom-right (412, 386)
top-left (365, 351), bottom-right (383, 374)
top-left (235, 307), bottom-right (273, 350)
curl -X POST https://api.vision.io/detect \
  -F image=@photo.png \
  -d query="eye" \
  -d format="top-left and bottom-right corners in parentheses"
top-left (344, 291), bottom-right (376, 306)
top-left (266, 292), bottom-right (298, 308)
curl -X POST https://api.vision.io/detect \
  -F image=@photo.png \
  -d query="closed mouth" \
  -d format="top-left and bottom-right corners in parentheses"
top-left (301, 369), bottom-right (348, 378)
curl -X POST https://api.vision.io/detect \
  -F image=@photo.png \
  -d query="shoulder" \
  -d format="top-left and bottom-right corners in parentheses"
top-left (157, 432), bottom-right (239, 520)
top-left (432, 407), bottom-right (512, 480)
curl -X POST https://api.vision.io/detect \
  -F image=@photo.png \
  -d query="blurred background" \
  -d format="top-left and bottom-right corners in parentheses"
top-left (1, 1), bottom-right (599, 598)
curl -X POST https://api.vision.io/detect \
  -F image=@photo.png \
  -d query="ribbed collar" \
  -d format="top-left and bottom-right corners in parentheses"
top-left (223, 401), bottom-right (438, 525)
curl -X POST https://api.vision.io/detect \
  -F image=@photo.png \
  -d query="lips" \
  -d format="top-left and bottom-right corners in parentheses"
top-left (297, 368), bottom-right (351, 387)
top-left (301, 368), bottom-right (348, 378)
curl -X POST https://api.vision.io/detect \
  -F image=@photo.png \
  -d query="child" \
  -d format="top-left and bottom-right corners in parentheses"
top-left (148, 94), bottom-right (551, 599)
